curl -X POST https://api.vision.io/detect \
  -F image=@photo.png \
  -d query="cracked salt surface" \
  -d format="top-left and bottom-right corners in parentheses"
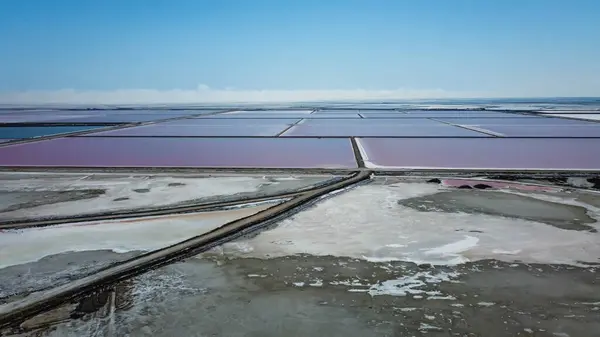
top-left (0, 204), bottom-right (273, 269)
top-left (219, 183), bottom-right (600, 266)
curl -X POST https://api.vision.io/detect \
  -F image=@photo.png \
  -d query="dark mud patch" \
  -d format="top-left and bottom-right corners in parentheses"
top-left (70, 281), bottom-right (134, 320)
top-left (426, 178), bottom-right (441, 184)
top-left (112, 197), bottom-right (130, 202)
top-left (132, 188), bottom-right (150, 193)
top-left (71, 291), bottom-right (111, 319)
top-left (588, 177), bottom-right (600, 190)
top-left (7, 281), bottom-right (136, 333)
top-left (398, 190), bottom-right (598, 232)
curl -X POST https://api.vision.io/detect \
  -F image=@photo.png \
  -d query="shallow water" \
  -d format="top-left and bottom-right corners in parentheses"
top-left (8, 256), bottom-right (600, 337)
top-left (398, 190), bottom-right (597, 231)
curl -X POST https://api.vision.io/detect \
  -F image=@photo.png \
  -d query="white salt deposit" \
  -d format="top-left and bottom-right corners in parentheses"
top-left (427, 295), bottom-right (457, 300)
top-left (0, 176), bottom-right (279, 221)
top-left (216, 183), bottom-right (600, 266)
top-left (419, 323), bottom-right (442, 331)
top-left (309, 279), bottom-right (323, 287)
top-left (0, 204), bottom-right (273, 269)
top-left (423, 236), bottom-right (480, 264)
top-left (542, 113), bottom-right (600, 121)
top-left (477, 302), bottom-right (496, 307)
top-left (367, 270), bottom-right (460, 297)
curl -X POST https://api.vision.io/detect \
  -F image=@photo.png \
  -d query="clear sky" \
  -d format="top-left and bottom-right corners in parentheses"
top-left (1, 0), bottom-right (599, 103)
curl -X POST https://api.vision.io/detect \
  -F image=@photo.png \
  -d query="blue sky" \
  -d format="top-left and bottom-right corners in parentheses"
top-left (0, 0), bottom-right (599, 102)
